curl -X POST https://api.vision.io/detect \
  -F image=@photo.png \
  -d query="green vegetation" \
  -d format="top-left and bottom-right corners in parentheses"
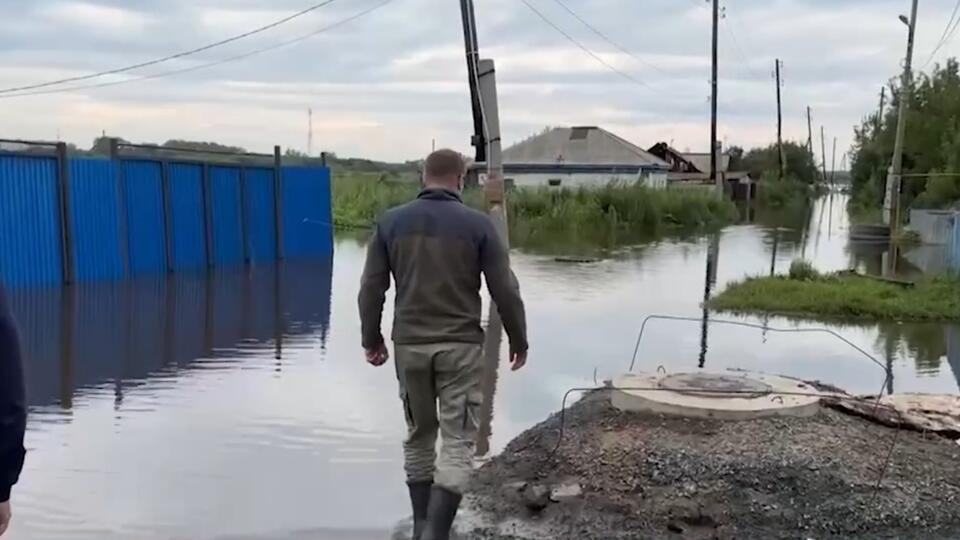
top-left (850, 58), bottom-right (960, 217)
top-left (737, 141), bottom-right (821, 186)
top-left (333, 173), bottom-right (738, 252)
top-left (710, 264), bottom-right (960, 322)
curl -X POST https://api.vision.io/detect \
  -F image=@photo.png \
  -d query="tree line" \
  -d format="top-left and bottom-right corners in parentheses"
top-left (850, 58), bottom-right (960, 212)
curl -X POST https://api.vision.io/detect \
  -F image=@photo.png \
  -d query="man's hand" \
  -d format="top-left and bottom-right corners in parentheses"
top-left (0, 500), bottom-right (11, 536)
top-left (510, 350), bottom-right (527, 371)
top-left (365, 343), bottom-right (390, 367)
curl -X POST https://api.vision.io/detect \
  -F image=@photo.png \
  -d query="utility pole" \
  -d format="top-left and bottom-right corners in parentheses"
top-left (806, 106), bottom-right (814, 158)
top-left (710, 0), bottom-right (720, 194)
top-left (775, 59), bottom-right (785, 180)
top-left (820, 126), bottom-right (828, 184)
top-left (307, 108), bottom-right (313, 157)
top-left (831, 137), bottom-right (837, 185)
top-left (460, 0), bottom-right (486, 165)
top-left (461, 0), bottom-right (508, 455)
top-left (877, 87), bottom-right (887, 132)
top-left (885, 0), bottom-right (919, 232)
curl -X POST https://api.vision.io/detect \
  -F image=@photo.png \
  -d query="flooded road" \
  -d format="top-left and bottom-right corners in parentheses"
top-left (8, 194), bottom-right (959, 539)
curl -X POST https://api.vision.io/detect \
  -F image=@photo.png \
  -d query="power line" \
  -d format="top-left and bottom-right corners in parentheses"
top-left (922, 0), bottom-right (960, 68)
top-left (0, 0), bottom-right (340, 94)
top-left (516, 0), bottom-right (654, 91)
top-left (548, 0), bottom-right (671, 77)
top-left (1, 0), bottom-right (393, 99)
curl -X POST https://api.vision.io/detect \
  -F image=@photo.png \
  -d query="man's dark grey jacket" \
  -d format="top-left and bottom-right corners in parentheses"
top-left (359, 189), bottom-right (528, 354)
top-left (0, 285), bottom-right (25, 503)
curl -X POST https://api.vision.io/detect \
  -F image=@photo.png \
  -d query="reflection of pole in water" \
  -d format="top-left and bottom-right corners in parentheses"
top-left (827, 191), bottom-right (834, 239)
top-left (59, 286), bottom-right (76, 410)
top-left (274, 265), bottom-right (284, 369)
top-left (475, 305), bottom-right (502, 458)
top-left (770, 228), bottom-right (780, 276)
top-left (699, 234), bottom-right (721, 368)
top-left (883, 331), bottom-right (896, 395)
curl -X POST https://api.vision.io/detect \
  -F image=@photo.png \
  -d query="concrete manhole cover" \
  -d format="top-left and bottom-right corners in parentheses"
top-left (611, 371), bottom-right (821, 420)
top-left (658, 373), bottom-right (772, 399)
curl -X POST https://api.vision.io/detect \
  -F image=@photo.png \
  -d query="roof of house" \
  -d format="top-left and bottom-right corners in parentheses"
top-left (682, 152), bottom-right (731, 174)
top-left (503, 127), bottom-right (670, 169)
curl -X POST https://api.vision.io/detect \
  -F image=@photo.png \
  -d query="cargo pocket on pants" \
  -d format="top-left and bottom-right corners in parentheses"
top-left (463, 390), bottom-right (482, 434)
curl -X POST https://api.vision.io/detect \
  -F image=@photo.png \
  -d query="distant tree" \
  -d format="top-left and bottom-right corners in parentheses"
top-left (741, 141), bottom-right (818, 184)
top-left (850, 58), bottom-right (960, 209)
top-left (162, 139), bottom-right (246, 153)
top-left (726, 145), bottom-right (744, 170)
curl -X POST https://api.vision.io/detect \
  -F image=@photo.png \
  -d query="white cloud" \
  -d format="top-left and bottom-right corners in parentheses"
top-left (1, 0), bottom-right (958, 161)
top-left (39, 1), bottom-right (149, 34)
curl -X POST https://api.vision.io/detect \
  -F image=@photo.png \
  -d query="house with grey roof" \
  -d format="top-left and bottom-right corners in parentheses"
top-left (500, 126), bottom-right (670, 189)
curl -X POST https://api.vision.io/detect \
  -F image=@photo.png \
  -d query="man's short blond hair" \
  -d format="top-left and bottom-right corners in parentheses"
top-left (424, 149), bottom-right (466, 179)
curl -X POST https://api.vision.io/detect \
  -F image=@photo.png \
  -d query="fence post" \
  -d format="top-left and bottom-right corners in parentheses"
top-left (239, 167), bottom-right (250, 264)
top-left (202, 163), bottom-right (214, 270)
top-left (110, 138), bottom-right (131, 278)
top-left (273, 145), bottom-right (284, 261)
top-left (160, 160), bottom-right (174, 273)
top-left (55, 142), bottom-right (76, 285)
top-left (320, 152), bottom-right (328, 167)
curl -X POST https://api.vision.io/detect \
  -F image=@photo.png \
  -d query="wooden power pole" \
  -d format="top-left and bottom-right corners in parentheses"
top-left (886, 0), bottom-right (919, 232)
top-left (806, 106), bottom-right (814, 158)
top-left (775, 59), bottom-right (785, 180)
top-left (460, 0), bottom-right (507, 455)
top-left (877, 87), bottom-right (886, 132)
top-left (710, 0), bottom-right (720, 194)
top-left (820, 126), bottom-right (828, 184)
top-left (830, 137), bottom-right (837, 185)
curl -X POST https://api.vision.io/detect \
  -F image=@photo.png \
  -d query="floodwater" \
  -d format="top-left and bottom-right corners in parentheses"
top-left (7, 194), bottom-right (959, 540)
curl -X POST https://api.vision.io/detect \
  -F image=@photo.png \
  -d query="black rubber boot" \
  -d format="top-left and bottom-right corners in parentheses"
top-left (421, 485), bottom-right (462, 540)
top-left (408, 481), bottom-right (433, 540)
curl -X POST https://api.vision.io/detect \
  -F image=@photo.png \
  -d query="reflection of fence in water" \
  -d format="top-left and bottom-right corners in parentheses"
top-left (9, 260), bottom-right (332, 409)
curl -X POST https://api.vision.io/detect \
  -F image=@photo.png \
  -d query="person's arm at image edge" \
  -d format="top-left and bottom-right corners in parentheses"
top-left (358, 225), bottom-right (392, 365)
top-left (0, 286), bottom-right (26, 536)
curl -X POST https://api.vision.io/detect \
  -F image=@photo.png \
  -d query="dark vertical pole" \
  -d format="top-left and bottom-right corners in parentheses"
top-left (806, 106), bottom-right (814, 158)
top-left (273, 145), bottom-right (284, 261)
top-left (55, 142), bottom-right (75, 285)
top-left (877, 87), bottom-right (887, 133)
top-left (710, 0), bottom-right (719, 193)
top-left (830, 137), bottom-right (838, 186)
top-left (202, 163), bottom-right (214, 270)
top-left (820, 126), bottom-right (829, 184)
top-left (160, 160), bottom-right (173, 273)
top-left (239, 168), bottom-right (250, 264)
top-left (320, 151), bottom-right (328, 168)
top-left (460, 0), bottom-right (486, 163)
top-left (110, 138), bottom-right (130, 278)
top-left (775, 59), bottom-right (785, 180)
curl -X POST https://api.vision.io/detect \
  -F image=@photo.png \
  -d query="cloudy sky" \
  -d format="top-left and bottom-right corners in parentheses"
top-left (0, 0), bottom-right (957, 162)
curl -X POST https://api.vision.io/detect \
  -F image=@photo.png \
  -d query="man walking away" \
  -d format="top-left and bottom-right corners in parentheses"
top-left (0, 285), bottom-right (26, 537)
top-left (359, 149), bottom-right (528, 540)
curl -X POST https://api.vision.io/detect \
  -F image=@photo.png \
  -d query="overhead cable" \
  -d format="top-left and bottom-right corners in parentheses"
top-left (1, 0), bottom-right (393, 99)
top-left (0, 0), bottom-right (339, 94)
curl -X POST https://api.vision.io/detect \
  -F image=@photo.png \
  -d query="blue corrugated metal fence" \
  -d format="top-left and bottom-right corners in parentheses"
top-left (0, 149), bottom-right (332, 289)
top-left (0, 155), bottom-right (63, 287)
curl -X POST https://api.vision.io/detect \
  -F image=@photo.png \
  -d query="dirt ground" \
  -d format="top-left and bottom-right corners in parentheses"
top-left (462, 392), bottom-right (960, 540)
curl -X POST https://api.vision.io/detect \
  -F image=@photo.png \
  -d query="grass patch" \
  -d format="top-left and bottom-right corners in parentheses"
top-left (710, 269), bottom-right (960, 322)
top-left (332, 173), bottom-right (738, 253)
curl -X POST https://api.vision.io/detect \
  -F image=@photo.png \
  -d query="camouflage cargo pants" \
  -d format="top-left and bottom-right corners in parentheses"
top-left (394, 342), bottom-right (484, 494)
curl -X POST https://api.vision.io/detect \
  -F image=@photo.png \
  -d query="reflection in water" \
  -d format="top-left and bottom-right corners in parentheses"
top-left (699, 234), bottom-right (720, 368)
top-left (10, 261), bottom-right (332, 411)
top-left (6, 194), bottom-right (960, 540)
